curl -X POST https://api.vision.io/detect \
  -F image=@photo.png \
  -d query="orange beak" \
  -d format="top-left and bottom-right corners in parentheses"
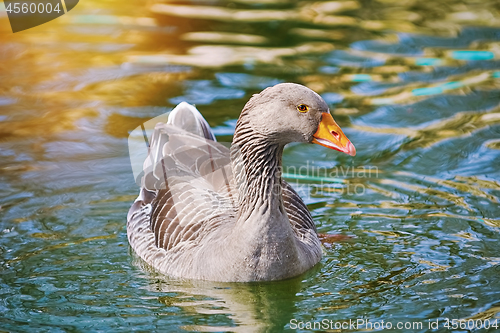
top-left (312, 113), bottom-right (356, 156)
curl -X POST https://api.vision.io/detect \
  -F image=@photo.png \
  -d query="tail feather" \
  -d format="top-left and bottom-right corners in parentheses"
top-left (167, 102), bottom-right (216, 141)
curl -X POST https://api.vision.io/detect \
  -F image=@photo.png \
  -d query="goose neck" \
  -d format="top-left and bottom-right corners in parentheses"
top-left (230, 133), bottom-right (285, 217)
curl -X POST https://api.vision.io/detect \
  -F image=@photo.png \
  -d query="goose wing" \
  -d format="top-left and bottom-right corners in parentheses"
top-left (282, 181), bottom-right (317, 237)
top-left (128, 105), bottom-right (237, 258)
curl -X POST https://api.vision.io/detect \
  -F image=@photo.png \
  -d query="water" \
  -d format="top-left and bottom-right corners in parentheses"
top-left (0, 0), bottom-right (499, 332)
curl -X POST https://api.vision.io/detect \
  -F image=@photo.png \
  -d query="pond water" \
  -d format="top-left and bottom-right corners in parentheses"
top-left (1, 0), bottom-right (500, 332)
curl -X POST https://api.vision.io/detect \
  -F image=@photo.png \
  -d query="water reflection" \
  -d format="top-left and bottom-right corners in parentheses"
top-left (134, 255), bottom-right (306, 332)
top-left (128, 42), bottom-right (334, 68)
top-left (0, 0), bottom-right (500, 331)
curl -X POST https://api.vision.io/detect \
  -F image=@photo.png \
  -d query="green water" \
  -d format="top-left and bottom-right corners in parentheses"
top-left (1, 0), bottom-right (500, 332)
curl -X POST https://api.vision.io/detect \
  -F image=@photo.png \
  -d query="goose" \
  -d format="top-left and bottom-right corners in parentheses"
top-left (127, 83), bottom-right (355, 282)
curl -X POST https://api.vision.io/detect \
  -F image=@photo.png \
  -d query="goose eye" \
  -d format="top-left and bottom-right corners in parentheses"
top-left (297, 104), bottom-right (309, 113)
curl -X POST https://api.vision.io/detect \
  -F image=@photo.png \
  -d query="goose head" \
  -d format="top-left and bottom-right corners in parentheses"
top-left (236, 83), bottom-right (356, 156)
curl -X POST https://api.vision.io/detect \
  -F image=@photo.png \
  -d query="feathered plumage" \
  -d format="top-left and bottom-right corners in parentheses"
top-left (127, 83), bottom-right (355, 282)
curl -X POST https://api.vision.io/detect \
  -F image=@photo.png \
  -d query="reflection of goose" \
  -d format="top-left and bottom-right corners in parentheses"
top-left (133, 254), bottom-right (308, 332)
top-left (127, 83), bottom-right (355, 282)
